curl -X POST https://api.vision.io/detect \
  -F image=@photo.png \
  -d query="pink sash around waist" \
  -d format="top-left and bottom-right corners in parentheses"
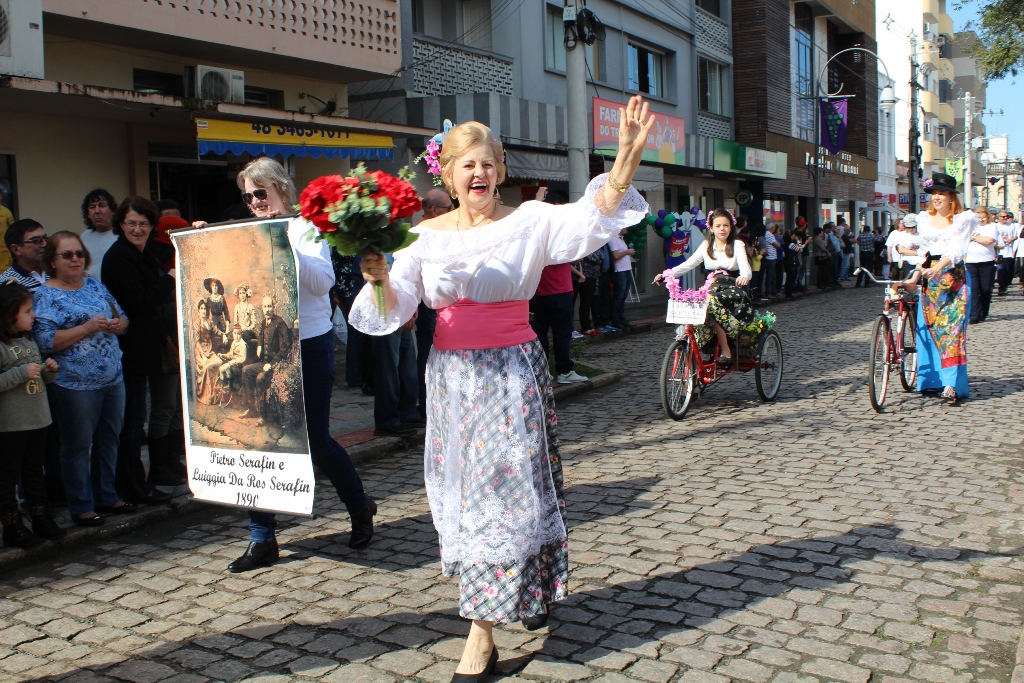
top-left (433, 299), bottom-right (537, 351)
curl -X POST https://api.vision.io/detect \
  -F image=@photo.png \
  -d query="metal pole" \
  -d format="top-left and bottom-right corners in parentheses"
top-left (909, 36), bottom-right (920, 213)
top-left (812, 68), bottom-right (821, 231)
top-left (1004, 156), bottom-right (1009, 211)
top-left (964, 92), bottom-right (973, 208)
top-left (564, 1), bottom-right (589, 201)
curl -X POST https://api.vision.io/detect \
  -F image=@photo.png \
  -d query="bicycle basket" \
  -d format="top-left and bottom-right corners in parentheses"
top-left (667, 299), bottom-right (709, 324)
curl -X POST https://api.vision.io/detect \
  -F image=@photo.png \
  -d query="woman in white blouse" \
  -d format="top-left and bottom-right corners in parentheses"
top-left (654, 209), bottom-right (752, 365)
top-left (913, 172), bottom-right (977, 402)
top-left (965, 207), bottom-right (999, 324)
top-left (354, 97), bottom-right (653, 680)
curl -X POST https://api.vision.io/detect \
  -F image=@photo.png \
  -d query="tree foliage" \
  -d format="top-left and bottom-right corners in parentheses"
top-left (958, 0), bottom-right (1024, 79)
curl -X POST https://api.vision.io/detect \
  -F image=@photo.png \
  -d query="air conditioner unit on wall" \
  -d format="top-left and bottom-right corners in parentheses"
top-left (0, 0), bottom-right (44, 79)
top-left (186, 65), bottom-right (245, 103)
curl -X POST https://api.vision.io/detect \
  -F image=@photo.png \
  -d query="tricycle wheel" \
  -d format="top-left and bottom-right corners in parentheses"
top-left (755, 330), bottom-right (783, 401)
top-left (661, 338), bottom-right (698, 420)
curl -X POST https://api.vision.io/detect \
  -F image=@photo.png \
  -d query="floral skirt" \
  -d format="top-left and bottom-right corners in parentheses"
top-left (693, 279), bottom-right (755, 349)
top-left (426, 339), bottom-right (568, 622)
top-left (916, 263), bottom-right (969, 396)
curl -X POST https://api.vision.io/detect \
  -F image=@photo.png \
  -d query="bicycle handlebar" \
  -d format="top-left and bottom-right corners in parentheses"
top-left (852, 267), bottom-right (921, 287)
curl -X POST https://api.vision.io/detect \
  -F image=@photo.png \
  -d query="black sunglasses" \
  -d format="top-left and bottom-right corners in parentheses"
top-left (58, 250), bottom-right (86, 260)
top-left (17, 235), bottom-right (47, 246)
top-left (242, 188), bottom-right (269, 205)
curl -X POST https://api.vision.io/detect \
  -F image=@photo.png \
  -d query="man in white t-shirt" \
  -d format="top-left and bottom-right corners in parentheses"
top-left (882, 219), bottom-right (904, 279)
top-left (995, 210), bottom-right (1019, 295)
top-left (608, 228), bottom-right (635, 330)
top-left (79, 189), bottom-right (119, 283)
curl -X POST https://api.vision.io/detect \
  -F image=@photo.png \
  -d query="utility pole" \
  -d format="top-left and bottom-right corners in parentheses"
top-left (564, 1), bottom-right (588, 201)
top-left (908, 35), bottom-right (921, 213)
top-left (963, 92), bottom-right (973, 208)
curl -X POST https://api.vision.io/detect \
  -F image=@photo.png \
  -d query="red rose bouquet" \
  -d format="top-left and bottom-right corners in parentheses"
top-left (298, 163), bottom-right (422, 316)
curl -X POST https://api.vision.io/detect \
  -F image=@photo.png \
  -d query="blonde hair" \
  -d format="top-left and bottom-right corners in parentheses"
top-left (236, 157), bottom-right (298, 205)
top-left (974, 206), bottom-right (992, 224)
top-left (925, 190), bottom-right (964, 222)
top-left (439, 121), bottom-right (506, 195)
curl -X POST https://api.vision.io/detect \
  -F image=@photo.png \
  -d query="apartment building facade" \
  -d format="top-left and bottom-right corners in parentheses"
top-left (0, 0), bottom-right (428, 230)
top-left (349, 0), bottom-right (790, 290)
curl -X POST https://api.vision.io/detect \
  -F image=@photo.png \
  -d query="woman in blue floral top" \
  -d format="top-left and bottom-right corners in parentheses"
top-left (33, 231), bottom-right (132, 527)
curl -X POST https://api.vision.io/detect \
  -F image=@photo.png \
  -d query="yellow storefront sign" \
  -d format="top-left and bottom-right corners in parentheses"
top-left (196, 119), bottom-right (394, 160)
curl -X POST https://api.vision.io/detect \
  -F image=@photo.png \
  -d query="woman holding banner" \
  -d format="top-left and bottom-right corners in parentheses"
top-left (354, 96), bottom-right (653, 680)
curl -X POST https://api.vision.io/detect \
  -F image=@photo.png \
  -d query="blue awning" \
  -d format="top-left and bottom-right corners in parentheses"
top-left (197, 140), bottom-right (394, 160)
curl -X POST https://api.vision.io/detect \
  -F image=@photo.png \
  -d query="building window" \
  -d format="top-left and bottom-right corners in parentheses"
top-left (462, 0), bottom-right (492, 51)
top-left (544, 6), bottom-right (601, 79)
top-left (696, 0), bottom-right (721, 17)
top-left (794, 4), bottom-right (815, 143)
top-left (938, 79), bottom-right (950, 104)
top-left (627, 42), bottom-right (664, 97)
top-left (133, 68), bottom-right (184, 97)
top-left (697, 56), bottom-right (726, 115)
top-left (244, 86), bottom-right (285, 109)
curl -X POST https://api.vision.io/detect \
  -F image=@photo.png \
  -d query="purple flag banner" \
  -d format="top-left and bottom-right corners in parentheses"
top-left (819, 99), bottom-right (848, 155)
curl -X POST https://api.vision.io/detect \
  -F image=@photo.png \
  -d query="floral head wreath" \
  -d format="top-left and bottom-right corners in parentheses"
top-left (923, 178), bottom-right (934, 189)
top-left (414, 119), bottom-right (506, 187)
top-left (235, 283), bottom-right (253, 298)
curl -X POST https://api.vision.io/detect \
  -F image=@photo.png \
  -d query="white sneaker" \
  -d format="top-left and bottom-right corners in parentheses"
top-left (557, 370), bottom-right (588, 384)
top-left (571, 331), bottom-right (585, 340)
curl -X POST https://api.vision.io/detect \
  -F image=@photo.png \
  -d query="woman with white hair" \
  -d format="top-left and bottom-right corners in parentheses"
top-left (215, 156), bottom-right (377, 572)
top-left (355, 96), bottom-right (654, 681)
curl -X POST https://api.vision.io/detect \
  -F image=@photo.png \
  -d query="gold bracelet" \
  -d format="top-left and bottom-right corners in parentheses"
top-left (607, 173), bottom-right (630, 193)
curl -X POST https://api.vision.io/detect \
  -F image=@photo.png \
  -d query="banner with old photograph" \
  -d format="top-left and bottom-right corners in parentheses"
top-left (170, 218), bottom-right (315, 515)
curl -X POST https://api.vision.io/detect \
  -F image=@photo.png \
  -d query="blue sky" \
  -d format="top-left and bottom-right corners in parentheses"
top-left (948, 3), bottom-right (1022, 157)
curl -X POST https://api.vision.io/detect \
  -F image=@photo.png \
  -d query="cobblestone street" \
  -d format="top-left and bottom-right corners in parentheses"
top-left (1, 287), bottom-right (1022, 683)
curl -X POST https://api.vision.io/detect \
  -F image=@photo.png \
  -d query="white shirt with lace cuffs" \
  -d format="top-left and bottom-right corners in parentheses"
top-left (915, 210), bottom-right (976, 267)
top-left (349, 174), bottom-right (649, 336)
top-left (669, 240), bottom-right (752, 280)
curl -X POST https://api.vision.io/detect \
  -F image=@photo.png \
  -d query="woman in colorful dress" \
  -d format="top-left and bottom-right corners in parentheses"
top-left (353, 96), bottom-right (653, 681)
top-left (653, 208), bottom-right (753, 365)
top-left (192, 299), bottom-right (224, 405)
top-left (914, 172), bottom-right (976, 402)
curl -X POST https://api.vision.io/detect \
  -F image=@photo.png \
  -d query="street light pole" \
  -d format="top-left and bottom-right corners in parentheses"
top-left (964, 91), bottom-right (973, 208)
top-left (909, 35), bottom-right (921, 213)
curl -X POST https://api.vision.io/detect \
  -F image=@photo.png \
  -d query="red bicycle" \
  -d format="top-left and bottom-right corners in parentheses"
top-left (854, 267), bottom-right (920, 411)
top-left (660, 315), bottom-right (783, 420)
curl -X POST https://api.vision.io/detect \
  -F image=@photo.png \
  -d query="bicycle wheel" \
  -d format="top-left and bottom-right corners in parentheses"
top-left (868, 315), bottom-right (891, 412)
top-left (754, 330), bottom-right (783, 401)
top-left (897, 309), bottom-right (918, 392)
top-left (660, 338), bottom-right (697, 420)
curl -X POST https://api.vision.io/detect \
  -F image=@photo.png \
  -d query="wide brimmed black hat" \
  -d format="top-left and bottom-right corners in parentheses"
top-left (923, 172), bottom-right (959, 194)
top-left (203, 277), bottom-right (224, 294)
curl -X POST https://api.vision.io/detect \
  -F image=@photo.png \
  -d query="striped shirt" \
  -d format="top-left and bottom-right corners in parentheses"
top-left (0, 265), bottom-right (48, 290)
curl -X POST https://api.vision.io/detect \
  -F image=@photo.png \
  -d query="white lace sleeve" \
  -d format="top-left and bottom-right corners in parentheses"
top-left (347, 250), bottom-right (423, 336)
top-left (542, 173), bottom-right (649, 264)
top-left (944, 212), bottom-right (976, 266)
top-left (735, 240), bottom-right (753, 279)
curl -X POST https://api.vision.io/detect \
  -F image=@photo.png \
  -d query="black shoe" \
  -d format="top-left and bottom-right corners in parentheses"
top-left (127, 489), bottom-right (174, 505)
top-left (373, 424), bottom-right (416, 438)
top-left (227, 540), bottom-right (279, 573)
top-left (96, 502), bottom-right (140, 515)
top-left (450, 647), bottom-right (498, 683)
top-left (522, 610), bottom-right (549, 631)
top-left (349, 498), bottom-right (377, 549)
top-left (28, 505), bottom-right (67, 540)
top-left (73, 514), bottom-right (105, 528)
top-left (2, 513), bottom-right (43, 549)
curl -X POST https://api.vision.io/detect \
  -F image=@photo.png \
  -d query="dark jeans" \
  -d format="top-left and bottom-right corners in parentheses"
top-left (610, 270), bottom-right (631, 327)
top-left (832, 253), bottom-right (842, 283)
top-left (783, 263), bottom-right (799, 298)
top-left (966, 260), bottom-right (996, 323)
top-left (596, 271), bottom-right (612, 328)
top-left (531, 292), bottom-right (574, 375)
top-left (997, 258), bottom-right (1015, 292)
top-left (856, 252), bottom-right (875, 287)
top-left (372, 328), bottom-right (420, 430)
top-left (117, 372), bottom-right (181, 500)
top-left (249, 331), bottom-right (370, 542)
top-left (44, 387), bottom-right (65, 504)
top-left (342, 295), bottom-right (373, 390)
top-left (415, 303), bottom-right (436, 417)
top-left (762, 260), bottom-right (778, 296)
top-left (815, 258), bottom-right (833, 289)
top-left (575, 278), bottom-right (597, 331)
top-left (0, 428), bottom-right (48, 514)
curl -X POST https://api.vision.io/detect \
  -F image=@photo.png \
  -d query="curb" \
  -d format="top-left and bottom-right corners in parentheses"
top-left (0, 494), bottom-right (205, 573)
top-left (1012, 624), bottom-right (1024, 683)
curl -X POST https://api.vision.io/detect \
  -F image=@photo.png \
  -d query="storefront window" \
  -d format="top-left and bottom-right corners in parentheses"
top-left (0, 154), bottom-right (17, 218)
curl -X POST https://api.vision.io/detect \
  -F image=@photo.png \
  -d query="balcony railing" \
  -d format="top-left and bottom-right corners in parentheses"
top-left (694, 8), bottom-right (731, 58)
top-left (697, 112), bottom-right (732, 139)
top-left (42, 0), bottom-right (400, 77)
top-left (411, 36), bottom-right (513, 97)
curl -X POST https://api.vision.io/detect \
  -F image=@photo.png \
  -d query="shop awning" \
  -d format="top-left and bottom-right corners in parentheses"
top-left (505, 150), bottom-right (568, 181)
top-left (603, 161), bottom-right (664, 192)
top-left (196, 118), bottom-right (394, 160)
